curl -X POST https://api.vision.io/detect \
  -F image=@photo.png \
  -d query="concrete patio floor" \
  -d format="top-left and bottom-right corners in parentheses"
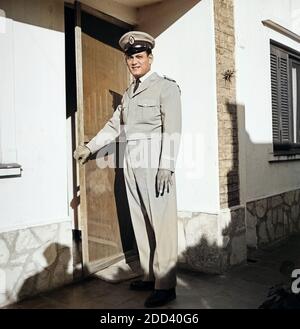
top-left (4, 235), bottom-right (300, 309)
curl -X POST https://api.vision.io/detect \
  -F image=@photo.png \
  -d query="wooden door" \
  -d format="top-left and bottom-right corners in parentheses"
top-left (74, 2), bottom-right (136, 273)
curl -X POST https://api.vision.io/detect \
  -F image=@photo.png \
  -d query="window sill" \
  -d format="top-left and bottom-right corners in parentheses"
top-left (269, 153), bottom-right (300, 163)
top-left (0, 163), bottom-right (22, 178)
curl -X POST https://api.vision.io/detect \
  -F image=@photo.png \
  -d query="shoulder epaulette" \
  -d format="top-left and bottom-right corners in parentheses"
top-left (163, 75), bottom-right (177, 83)
top-left (163, 75), bottom-right (181, 94)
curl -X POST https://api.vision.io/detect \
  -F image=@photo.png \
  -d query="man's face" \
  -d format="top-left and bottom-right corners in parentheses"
top-left (125, 51), bottom-right (153, 79)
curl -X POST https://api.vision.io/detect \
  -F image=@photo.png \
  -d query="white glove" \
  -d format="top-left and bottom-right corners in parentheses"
top-left (73, 145), bottom-right (91, 165)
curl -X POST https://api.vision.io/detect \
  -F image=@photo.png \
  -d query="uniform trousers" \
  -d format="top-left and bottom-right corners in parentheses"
top-left (123, 138), bottom-right (178, 290)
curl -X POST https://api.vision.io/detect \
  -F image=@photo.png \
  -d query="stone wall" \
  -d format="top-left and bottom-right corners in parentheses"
top-left (246, 189), bottom-right (300, 249)
top-left (178, 206), bottom-right (246, 274)
top-left (214, 0), bottom-right (240, 208)
top-left (0, 221), bottom-right (73, 307)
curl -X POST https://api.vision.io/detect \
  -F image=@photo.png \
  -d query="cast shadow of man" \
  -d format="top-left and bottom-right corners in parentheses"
top-left (17, 243), bottom-right (73, 302)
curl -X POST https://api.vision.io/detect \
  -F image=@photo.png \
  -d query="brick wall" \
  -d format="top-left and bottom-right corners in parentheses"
top-left (214, 0), bottom-right (240, 209)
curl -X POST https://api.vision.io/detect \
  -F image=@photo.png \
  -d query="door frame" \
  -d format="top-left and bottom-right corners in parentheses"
top-left (72, 1), bottom-right (135, 275)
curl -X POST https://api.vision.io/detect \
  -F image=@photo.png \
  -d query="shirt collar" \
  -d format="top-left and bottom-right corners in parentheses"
top-left (138, 70), bottom-right (153, 83)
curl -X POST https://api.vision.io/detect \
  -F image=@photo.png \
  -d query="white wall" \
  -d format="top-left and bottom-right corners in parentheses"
top-left (235, 0), bottom-right (300, 203)
top-left (140, 0), bottom-right (220, 213)
top-left (0, 13), bottom-right (69, 231)
top-left (0, 15), bottom-right (16, 164)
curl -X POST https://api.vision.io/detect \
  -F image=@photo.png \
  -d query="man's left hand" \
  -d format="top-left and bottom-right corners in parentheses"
top-left (156, 169), bottom-right (173, 196)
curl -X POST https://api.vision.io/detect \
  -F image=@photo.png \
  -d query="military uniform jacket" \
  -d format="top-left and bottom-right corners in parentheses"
top-left (86, 72), bottom-right (182, 172)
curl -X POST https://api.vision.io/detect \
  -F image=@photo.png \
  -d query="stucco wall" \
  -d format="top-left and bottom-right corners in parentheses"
top-left (235, 0), bottom-right (300, 204)
top-left (0, 1), bottom-right (69, 231)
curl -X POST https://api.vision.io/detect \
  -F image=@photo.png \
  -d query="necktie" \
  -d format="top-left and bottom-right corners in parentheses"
top-left (133, 79), bottom-right (140, 93)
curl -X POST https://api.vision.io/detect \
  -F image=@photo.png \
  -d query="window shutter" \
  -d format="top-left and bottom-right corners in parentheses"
top-left (279, 54), bottom-right (291, 142)
top-left (270, 45), bottom-right (291, 144)
top-left (270, 51), bottom-right (280, 143)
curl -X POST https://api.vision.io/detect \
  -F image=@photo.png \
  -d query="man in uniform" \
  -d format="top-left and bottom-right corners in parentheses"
top-left (74, 31), bottom-right (182, 308)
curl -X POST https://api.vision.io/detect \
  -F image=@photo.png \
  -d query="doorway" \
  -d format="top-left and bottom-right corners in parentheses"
top-left (65, 2), bottom-right (137, 276)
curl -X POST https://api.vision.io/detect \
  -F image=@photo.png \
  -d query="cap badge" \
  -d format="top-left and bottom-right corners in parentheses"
top-left (129, 35), bottom-right (135, 45)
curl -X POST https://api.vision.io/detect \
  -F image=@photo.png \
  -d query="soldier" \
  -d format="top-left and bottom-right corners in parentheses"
top-left (74, 31), bottom-right (182, 308)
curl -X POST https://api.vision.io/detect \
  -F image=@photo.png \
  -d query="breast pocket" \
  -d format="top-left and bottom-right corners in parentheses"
top-left (137, 100), bottom-right (161, 123)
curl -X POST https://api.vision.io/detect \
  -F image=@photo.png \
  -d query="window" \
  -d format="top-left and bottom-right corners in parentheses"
top-left (270, 42), bottom-right (300, 154)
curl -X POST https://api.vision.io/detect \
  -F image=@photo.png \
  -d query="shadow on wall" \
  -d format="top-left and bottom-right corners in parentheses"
top-left (178, 209), bottom-right (247, 274)
top-left (180, 236), bottom-right (236, 274)
top-left (137, 0), bottom-right (202, 37)
top-left (16, 243), bottom-right (73, 302)
top-left (0, 0), bottom-right (65, 32)
top-left (226, 102), bottom-right (240, 208)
